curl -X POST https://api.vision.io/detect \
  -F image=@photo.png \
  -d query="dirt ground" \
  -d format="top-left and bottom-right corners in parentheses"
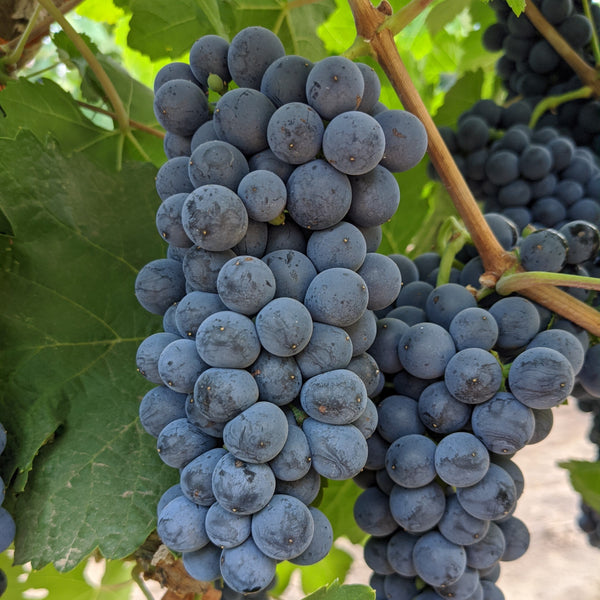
top-left (330, 399), bottom-right (600, 600)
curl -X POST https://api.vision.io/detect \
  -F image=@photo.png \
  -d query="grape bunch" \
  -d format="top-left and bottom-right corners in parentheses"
top-left (0, 422), bottom-right (13, 597)
top-left (352, 230), bottom-right (587, 600)
top-left (431, 98), bottom-right (600, 233)
top-left (482, 0), bottom-right (600, 151)
top-left (135, 25), bottom-right (428, 595)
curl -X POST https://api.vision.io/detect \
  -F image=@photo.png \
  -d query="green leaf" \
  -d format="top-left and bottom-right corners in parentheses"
top-left (299, 545), bottom-right (353, 595)
top-left (433, 68), bottom-right (485, 127)
top-left (426, 0), bottom-right (472, 37)
top-left (506, 0), bottom-right (526, 16)
top-left (559, 460), bottom-right (600, 514)
top-left (0, 130), bottom-right (176, 570)
top-left (303, 579), bottom-right (375, 600)
top-left (0, 78), bottom-right (164, 168)
top-left (318, 480), bottom-right (366, 544)
top-left (0, 552), bottom-right (136, 599)
top-left (77, 0), bottom-right (126, 25)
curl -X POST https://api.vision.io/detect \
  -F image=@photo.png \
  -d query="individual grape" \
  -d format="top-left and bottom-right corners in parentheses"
top-left (180, 447), bottom-right (228, 506)
top-left (302, 418), bottom-right (368, 480)
top-left (322, 111), bottom-right (385, 176)
top-left (531, 196), bottom-right (567, 227)
top-left (497, 516), bottom-right (530, 561)
top-left (174, 291), bottom-right (226, 338)
top-left (449, 307), bottom-right (499, 351)
top-left (480, 581), bottom-right (505, 600)
top-left (300, 369), bottom-right (367, 425)
top-left (456, 463), bottom-right (517, 521)
top-left (487, 296), bottom-right (540, 350)
top-left (518, 228), bottom-right (568, 272)
top-left (365, 431), bottom-right (389, 471)
top-left (484, 150), bottom-right (519, 186)
top-left (519, 143), bottom-right (553, 180)
top-left (156, 193), bottom-right (192, 247)
top-left (264, 219), bottom-right (307, 254)
top-left (304, 267), bottom-right (368, 327)
top-left (397, 322), bottom-right (456, 379)
top-left (266, 102), bottom-right (324, 165)
top-left (389, 481), bottom-right (446, 532)
top-left (185, 399), bottom-right (226, 438)
top-left (135, 258), bottom-right (186, 315)
top-left (182, 544), bottom-right (222, 582)
top-left (385, 433), bottom-right (437, 488)
top-left (139, 385), bottom-right (187, 437)
top-left (154, 79), bottom-right (210, 137)
top-left (412, 530), bottom-right (467, 588)
top-left (158, 338), bottom-right (208, 393)
top-left (393, 370), bottom-right (431, 399)
top-left (364, 536), bottom-right (395, 575)
top-left (233, 219), bottom-right (268, 257)
top-left (526, 328), bottom-right (585, 374)
top-left (223, 402), bottom-right (288, 463)
top-left (528, 407), bottom-right (554, 445)
top-left (195, 311), bottom-right (261, 368)
top-left (418, 381), bottom-right (472, 434)
top-left (236, 170), bottom-right (287, 223)
top-left (295, 322), bottom-right (352, 379)
top-left (444, 348), bottom-right (503, 405)
top-left (188, 140), bottom-right (249, 190)
top-left (213, 88), bottom-right (276, 155)
top-left (191, 120), bottom-right (219, 151)
top-left (0, 507), bottom-right (16, 554)
top-left (306, 221), bottom-right (367, 272)
top-left (251, 494), bottom-right (314, 560)
top-left (220, 538), bottom-right (277, 594)
top-left (275, 467), bottom-right (321, 505)
top-left (216, 256), bottom-right (276, 316)
top-left (249, 148), bottom-right (295, 182)
top-left (248, 351), bottom-right (302, 406)
top-left (377, 395), bottom-right (425, 442)
top-left (357, 253), bottom-right (402, 311)
top-left (555, 179), bottom-right (584, 205)
top-left (559, 219), bottom-right (600, 264)
top-left (344, 309), bottom-right (377, 356)
top-left (205, 501), bottom-right (251, 549)
top-left (374, 109), bottom-right (428, 172)
top-left (386, 305), bottom-right (426, 325)
top-left (434, 432), bottom-right (490, 487)
top-left (212, 452), bottom-right (276, 515)
top-left (351, 396), bottom-right (379, 438)
top-left (357, 224), bottom-right (383, 252)
top-left (425, 283), bottom-right (478, 330)
top-left (154, 62), bottom-right (202, 93)
top-left (193, 367), bottom-right (259, 422)
top-left (136, 332), bottom-right (181, 383)
top-left (464, 521), bottom-right (506, 570)
top-left (578, 344), bottom-right (600, 396)
top-left (227, 26), bottom-right (285, 90)
top-left (156, 495), bottom-right (209, 552)
top-left (507, 346), bottom-right (575, 408)
top-left (438, 493), bottom-right (490, 547)
top-left (368, 317), bottom-right (409, 374)
top-left (269, 421), bottom-right (312, 481)
top-left (385, 530), bottom-right (419, 577)
top-left (181, 185), bottom-right (248, 251)
top-left (290, 506), bottom-right (333, 565)
top-left (347, 353), bottom-right (381, 397)
top-left (189, 34), bottom-right (231, 86)
top-left (255, 297), bottom-right (313, 357)
top-left (157, 418), bottom-right (217, 469)
top-left (260, 55), bottom-right (313, 106)
top-left (305, 56), bottom-right (364, 120)
top-left (355, 62), bottom-right (381, 113)
top-left (286, 159), bottom-right (352, 230)
top-left (262, 249), bottom-right (316, 301)
top-left (471, 392), bottom-right (535, 455)
top-left (347, 166), bottom-right (401, 228)
top-left (456, 115), bottom-right (490, 152)
top-left (434, 566), bottom-right (480, 600)
top-left (484, 213), bottom-right (519, 250)
top-left (183, 247), bottom-right (236, 293)
top-left (396, 280), bottom-right (434, 308)
top-left (383, 574), bottom-right (418, 599)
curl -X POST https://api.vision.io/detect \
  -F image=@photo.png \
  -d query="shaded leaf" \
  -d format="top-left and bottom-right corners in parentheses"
top-left (426, 0), bottom-right (472, 37)
top-left (317, 480), bottom-right (366, 545)
top-left (0, 131), bottom-right (175, 570)
top-left (303, 579), bottom-right (375, 600)
top-left (559, 460), bottom-right (600, 514)
top-left (433, 68), bottom-right (485, 127)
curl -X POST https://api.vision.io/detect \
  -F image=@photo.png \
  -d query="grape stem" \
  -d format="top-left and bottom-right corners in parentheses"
top-left (347, 0), bottom-right (600, 336)
top-left (523, 0), bottom-right (600, 97)
top-left (1, 5), bottom-right (42, 66)
top-left (582, 0), bottom-right (600, 68)
top-left (436, 217), bottom-right (471, 287)
top-left (496, 270), bottom-right (600, 295)
top-left (529, 86), bottom-right (593, 129)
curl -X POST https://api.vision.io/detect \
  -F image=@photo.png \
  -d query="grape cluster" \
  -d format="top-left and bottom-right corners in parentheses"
top-left (483, 0), bottom-right (600, 151)
top-left (136, 25), bottom-right (428, 595)
top-left (351, 221), bottom-right (596, 600)
top-left (0, 422), bottom-right (13, 597)
top-left (432, 99), bottom-right (600, 232)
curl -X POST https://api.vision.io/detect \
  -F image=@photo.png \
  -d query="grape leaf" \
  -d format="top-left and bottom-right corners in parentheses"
top-left (506, 0), bottom-right (526, 16)
top-left (433, 69), bottom-right (485, 127)
top-left (559, 460), bottom-right (600, 514)
top-left (0, 78), bottom-right (164, 168)
top-left (303, 579), bottom-right (375, 600)
top-left (0, 130), bottom-right (176, 571)
top-left (318, 480), bottom-right (366, 544)
top-left (426, 0), bottom-right (472, 37)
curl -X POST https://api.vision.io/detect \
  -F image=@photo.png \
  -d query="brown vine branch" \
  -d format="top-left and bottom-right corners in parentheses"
top-left (524, 0), bottom-right (600, 96)
top-left (347, 0), bottom-right (600, 337)
top-left (76, 100), bottom-right (166, 139)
